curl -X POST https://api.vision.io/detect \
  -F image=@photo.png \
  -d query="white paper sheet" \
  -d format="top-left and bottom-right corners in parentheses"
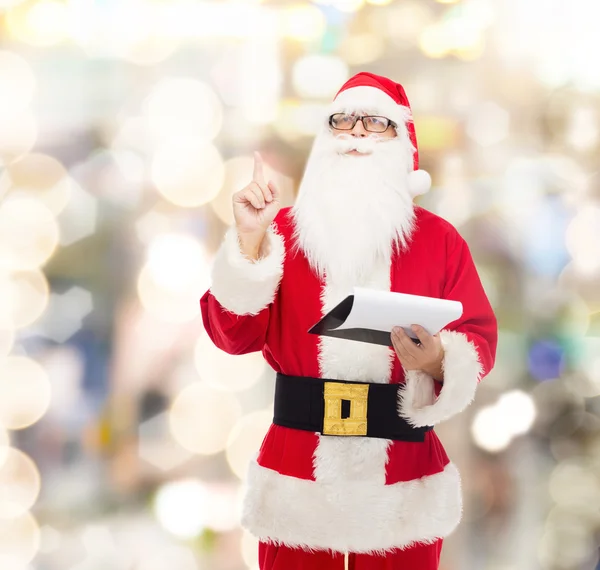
top-left (334, 287), bottom-right (463, 338)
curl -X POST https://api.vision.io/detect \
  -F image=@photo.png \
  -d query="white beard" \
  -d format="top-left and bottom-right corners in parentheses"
top-left (291, 128), bottom-right (416, 284)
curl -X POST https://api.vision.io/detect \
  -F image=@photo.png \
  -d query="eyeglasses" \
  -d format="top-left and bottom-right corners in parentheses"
top-left (328, 113), bottom-right (397, 133)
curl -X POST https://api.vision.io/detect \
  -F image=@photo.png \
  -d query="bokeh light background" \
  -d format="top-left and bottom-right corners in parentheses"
top-left (0, 0), bottom-right (599, 568)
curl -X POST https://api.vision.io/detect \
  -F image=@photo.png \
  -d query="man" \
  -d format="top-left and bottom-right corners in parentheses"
top-left (200, 72), bottom-right (497, 570)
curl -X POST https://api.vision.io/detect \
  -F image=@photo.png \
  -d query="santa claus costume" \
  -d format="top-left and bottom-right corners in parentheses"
top-left (200, 72), bottom-right (498, 569)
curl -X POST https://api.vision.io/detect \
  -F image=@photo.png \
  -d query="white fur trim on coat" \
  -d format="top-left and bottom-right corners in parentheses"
top-left (241, 459), bottom-right (462, 554)
top-left (209, 226), bottom-right (285, 316)
top-left (398, 330), bottom-right (483, 427)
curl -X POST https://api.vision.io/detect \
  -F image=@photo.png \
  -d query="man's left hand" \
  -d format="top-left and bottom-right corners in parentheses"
top-left (391, 325), bottom-right (445, 382)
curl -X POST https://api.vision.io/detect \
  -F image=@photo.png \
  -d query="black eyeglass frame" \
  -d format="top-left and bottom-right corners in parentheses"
top-left (328, 113), bottom-right (398, 133)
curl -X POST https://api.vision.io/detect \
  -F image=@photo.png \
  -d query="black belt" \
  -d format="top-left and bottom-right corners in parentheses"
top-left (273, 373), bottom-right (433, 442)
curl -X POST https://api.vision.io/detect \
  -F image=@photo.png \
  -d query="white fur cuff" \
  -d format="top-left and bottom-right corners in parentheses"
top-left (209, 227), bottom-right (285, 316)
top-left (398, 330), bottom-right (483, 427)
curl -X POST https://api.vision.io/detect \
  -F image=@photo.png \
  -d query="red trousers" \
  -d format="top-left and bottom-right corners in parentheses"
top-left (258, 540), bottom-right (443, 570)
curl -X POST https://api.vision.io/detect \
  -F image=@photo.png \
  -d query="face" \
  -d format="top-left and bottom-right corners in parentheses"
top-left (292, 112), bottom-right (416, 282)
top-left (329, 113), bottom-right (397, 156)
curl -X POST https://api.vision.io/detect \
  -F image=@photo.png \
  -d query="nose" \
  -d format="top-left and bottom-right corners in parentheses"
top-left (350, 118), bottom-right (368, 138)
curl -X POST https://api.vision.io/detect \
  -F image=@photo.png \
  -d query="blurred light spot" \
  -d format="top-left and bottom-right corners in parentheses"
top-left (137, 545), bottom-right (198, 570)
top-left (0, 424), bottom-right (9, 469)
top-left (0, 0), bottom-right (27, 8)
top-left (147, 234), bottom-right (206, 292)
top-left (338, 33), bottom-right (385, 66)
top-left (472, 388), bottom-right (537, 453)
top-left (169, 382), bottom-right (241, 454)
top-left (0, 110), bottom-right (37, 161)
top-left (37, 524), bottom-right (61, 554)
top-left (0, 447), bottom-right (41, 518)
top-left (376, 4), bottom-right (433, 46)
top-left (80, 525), bottom-right (118, 560)
top-left (549, 461), bottom-right (600, 510)
top-left (0, 512), bottom-right (40, 566)
top-left (575, 336), bottom-right (600, 397)
top-left (471, 405), bottom-right (512, 453)
top-left (565, 204), bottom-right (600, 276)
top-left (538, 508), bottom-right (595, 568)
top-left (194, 333), bottom-right (266, 393)
top-left (413, 116), bottom-right (458, 151)
top-left (6, 0), bottom-right (69, 47)
top-left (143, 79), bottom-right (223, 143)
top-left (420, 6), bottom-right (487, 59)
top-left (34, 286), bottom-right (92, 343)
top-left (69, 0), bottom-right (178, 63)
top-left (154, 479), bottom-right (238, 539)
top-left (111, 117), bottom-right (153, 155)
top-left (496, 390), bottom-right (537, 435)
top-left (0, 197), bottom-right (59, 271)
top-left (56, 180), bottom-right (98, 246)
top-left (522, 195), bottom-right (570, 278)
top-left (367, 0), bottom-right (392, 5)
top-left (241, 529), bottom-right (259, 567)
top-left (1, 153), bottom-right (71, 215)
top-left (0, 271), bottom-right (50, 329)
top-left (39, 346), bottom-right (83, 422)
top-left (292, 55), bottom-right (349, 99)
top-left (280, 5), bottom-right (326, 41)
top-left (238, 37), bottom-right (282, 126)
top-left (528, 340), bottom-right (565, 381)
top-left (74, 149), bottom-right (144, 209)
top-left (330, 0), bottom-right (365, 12)
top-left (138, 412), bottom-right (194, 472)
top-left (0, 356), bottom-right (51, 430)
top-left (544, 155), bottom-right (589, 207)
top-left (226, 410), bottom-right (272, 479)
top-left (0, 51), bottom-right (35, 119)
top-left (151, 139), bottom-right (224, 208)
top-left (135, 209), bottom-right (172, 245)
top-left (276, 101), bottom-right (330, 140)
top-left (419, 24), bottom-right (449, 58)
top-left (138, 234), bottom-right (209, 323)
top-left (466, 102), bottom-right (509, 146)
top-left (566, 106), bottom-right (599, 152)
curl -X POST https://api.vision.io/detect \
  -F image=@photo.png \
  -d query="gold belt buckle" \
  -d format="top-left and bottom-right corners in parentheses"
top-left (322, 381), bottom-right (369, 436)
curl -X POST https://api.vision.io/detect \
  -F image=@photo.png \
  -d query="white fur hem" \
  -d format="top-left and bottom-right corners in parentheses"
top-left (331, 86), bottom-right (413, 134)
top-left (241, 459), bottom-right (462, 554)
top-left (398, 330), bottom-right (483, 427)
top-left (209, 227), bottom-right (284, 316)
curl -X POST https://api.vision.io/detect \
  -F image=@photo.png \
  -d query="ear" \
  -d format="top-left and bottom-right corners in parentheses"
top-left (407, 169), bottom-right (432, 197)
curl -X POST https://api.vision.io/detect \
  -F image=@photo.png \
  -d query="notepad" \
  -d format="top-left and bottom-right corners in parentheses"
top-left (308, 287), bottom-right (463, 347)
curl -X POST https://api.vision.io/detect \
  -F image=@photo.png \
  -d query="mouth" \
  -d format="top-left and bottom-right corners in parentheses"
top-left (344, 148), bottom-right (372, 156)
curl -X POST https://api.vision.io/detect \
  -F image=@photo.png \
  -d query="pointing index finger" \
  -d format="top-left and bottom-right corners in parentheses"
top-left (253, 151), bottom-right (266, 185)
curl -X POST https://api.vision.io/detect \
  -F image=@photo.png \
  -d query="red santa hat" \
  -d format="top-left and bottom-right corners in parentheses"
top-left (331, 72), bottom-right (432, 197)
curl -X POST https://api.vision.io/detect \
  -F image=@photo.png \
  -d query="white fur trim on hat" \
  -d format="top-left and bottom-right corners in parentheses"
top-left (330, 86), bottom-right (412, 131)
top-left (397, 330), bottom-right (483, 427)
top-left (408, 169), bottom-right (432, 197)
top-left (209, 226), bottom-right (285, 316)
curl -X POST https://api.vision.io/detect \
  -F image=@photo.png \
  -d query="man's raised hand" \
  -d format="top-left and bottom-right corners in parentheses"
top-left (233, 152), bottom-right (281, 259)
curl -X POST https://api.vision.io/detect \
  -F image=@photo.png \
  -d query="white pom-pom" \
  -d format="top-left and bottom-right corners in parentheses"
top-left (407, 169), bottom-right (431, 197)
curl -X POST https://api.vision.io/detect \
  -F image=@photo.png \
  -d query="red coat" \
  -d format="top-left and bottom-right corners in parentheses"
top-left (200, 206), bottom-right (497, 554)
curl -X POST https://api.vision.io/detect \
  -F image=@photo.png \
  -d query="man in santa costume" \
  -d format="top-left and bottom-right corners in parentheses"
top-left (200, 72), bottom-right (498, 570)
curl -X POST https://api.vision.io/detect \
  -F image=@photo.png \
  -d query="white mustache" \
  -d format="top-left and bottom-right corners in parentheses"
top-left (331, 133), bottom-right (385, 155)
